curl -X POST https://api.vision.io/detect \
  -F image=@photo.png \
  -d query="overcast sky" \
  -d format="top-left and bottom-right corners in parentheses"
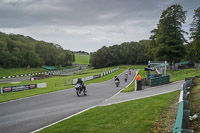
top-left (0, 0), bottom-right (199, 52)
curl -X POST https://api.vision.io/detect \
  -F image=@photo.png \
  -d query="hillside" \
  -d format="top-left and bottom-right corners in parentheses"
top-left (0, 32), bottom-right (75, 68)
top-left (74, 54), bottom-right (90, 65)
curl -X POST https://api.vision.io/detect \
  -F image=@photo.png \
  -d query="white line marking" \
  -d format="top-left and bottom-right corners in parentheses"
top-left (103, 69), bottom-right (136, 103)
top-left (99, 88), bottom-right (179, 107)
top-left (31, 105), bottom-right (97, 133)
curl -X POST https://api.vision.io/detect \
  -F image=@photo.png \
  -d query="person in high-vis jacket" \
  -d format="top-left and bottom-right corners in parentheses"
top-left (136, 73), bottom-right (141, 81)
top-left (136, 73), bottom-right (142, 90)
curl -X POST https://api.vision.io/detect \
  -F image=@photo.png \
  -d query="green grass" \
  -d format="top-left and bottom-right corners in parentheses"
top-left (75, 54), bottom-right (90, 65)
top-left (167, 68), bottom-right (200, 82)
top-left (0, 66), bottom-right (125, 103)
top-left (0, 67), bottom-right (48, 77)
top-left (38, 91), bottom-right (179, 133)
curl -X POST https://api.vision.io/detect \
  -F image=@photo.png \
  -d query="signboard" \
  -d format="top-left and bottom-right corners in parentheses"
top-left (3, 87), bottom-right (12, 93)
top-left (2, 84), bottom-right (37, 93)
top-left (12, 85), bottom-right (29, 92)
top-left (29, 84), bottom-right (37, 89)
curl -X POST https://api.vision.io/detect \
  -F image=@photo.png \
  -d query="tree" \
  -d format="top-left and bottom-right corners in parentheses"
top-left (95, 46), bottom-right (109, 68)
top-left (189, 7), bottom-right (200, 62)
top-left (107, 45), bottom-right (121, 66)
top-left (155, 4), bottom-right (187, 70)
top-left (0, 31), bottom-right (75, 68)
top-left (149, 29), bottom-right (158, 60)
top-left (90, 52), bottom-right (97, 68)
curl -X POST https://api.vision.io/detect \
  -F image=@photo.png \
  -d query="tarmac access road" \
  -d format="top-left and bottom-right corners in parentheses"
top-left (0, 69), bottom-right (135, 133)
top-left (0, 77), bottom-right (30, 83)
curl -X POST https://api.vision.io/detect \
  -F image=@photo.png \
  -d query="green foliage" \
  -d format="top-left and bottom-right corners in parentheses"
top-left (187, 7), bottom-right (200, 63)
top-left (0, 32), bottom-right (75, 68)
top-left (90, 41), bottom-right (151, 68)
top-left (149, 4), bottom-right (187, 69)
top-left (38, 91), bottom-right (179, 133)
top-left (75, 54), bottom-right (90, 65)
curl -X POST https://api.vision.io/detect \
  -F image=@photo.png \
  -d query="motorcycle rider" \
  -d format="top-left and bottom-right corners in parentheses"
top-left (115, 76), bottom-right (120, 81)
top-left (77, 78), bottom-right (87, 92)
top-left (125, 73), bottom-right (128, 81)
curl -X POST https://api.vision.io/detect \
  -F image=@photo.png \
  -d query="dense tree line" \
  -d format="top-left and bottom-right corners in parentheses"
top-left (90, 4), bottom-right (200, 69)
top-left (73, 51), bottom-right (89, 55)
top-left (0, 32), bottom-right (75, 68)
top-left (90, 40), bottom-right (151, 68)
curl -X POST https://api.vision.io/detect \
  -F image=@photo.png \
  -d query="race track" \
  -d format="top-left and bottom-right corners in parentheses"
top-left (0, 69), bottom-right (135, 133)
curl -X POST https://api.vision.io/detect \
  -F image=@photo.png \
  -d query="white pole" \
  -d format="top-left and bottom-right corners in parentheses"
top-left (135, 80), bottom-right (137, 91)
top-left (164, 61), bottom-right (167, 75)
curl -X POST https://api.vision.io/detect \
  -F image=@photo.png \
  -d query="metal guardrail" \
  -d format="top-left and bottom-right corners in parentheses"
top-left (72, 68), bottom-right (119, 84)
top-left (0, 67), bottom-right (82, 79)
top-left (173, 79), bottom-right (193, 133)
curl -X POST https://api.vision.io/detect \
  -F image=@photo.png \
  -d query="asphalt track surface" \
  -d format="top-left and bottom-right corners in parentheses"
top-left (0, 77), bottom-right (30, 83)
top-left (0, 69), bottom-right (135, 133)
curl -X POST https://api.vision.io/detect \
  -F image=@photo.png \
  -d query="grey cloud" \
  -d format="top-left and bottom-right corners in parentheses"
top-left (0, 0), bottom-right (166, 28)
top-left (0, 0), bottom-right (199, 52)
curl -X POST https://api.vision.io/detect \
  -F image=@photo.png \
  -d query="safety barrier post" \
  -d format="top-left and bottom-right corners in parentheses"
top-left (173, 80), bottom-right (193, 133)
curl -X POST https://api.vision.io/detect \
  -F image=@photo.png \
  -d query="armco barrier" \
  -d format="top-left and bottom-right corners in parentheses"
top-left (173, 80), bottom-right (193, 133)
top-left (0, 72), bottom-right (50, 80)
top-left (72, 68), bottom-right (119, 84)
top-left (0, 67), bottom-right (83, 79)
top-left (150, 75), bottom-right (170, 87)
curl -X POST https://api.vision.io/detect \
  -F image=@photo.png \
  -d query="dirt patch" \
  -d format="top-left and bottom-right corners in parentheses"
top-left (188, 78), bottom-right (200, 132)
top-left (149, 93), bottom-right (179, 133)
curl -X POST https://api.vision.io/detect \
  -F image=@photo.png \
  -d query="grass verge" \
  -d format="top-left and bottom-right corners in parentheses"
top-left (38, 91), bottom-right (179, 133)
top-left (188, 78), bottom-right (200, 132)
top-left (168, 68), bottom-right (200, 82)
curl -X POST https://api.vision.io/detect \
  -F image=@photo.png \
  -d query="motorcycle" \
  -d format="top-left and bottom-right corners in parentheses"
top-left (124, 77), bottom-right (127, 82)
top-left (129, 71), bottom-right (131, 75)
top-left (115, 80), bottom-right (120, 87)
top-left (75, 83), bottom-right (86, 96)
top-left (125, 74), bottom-right (128, 82)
